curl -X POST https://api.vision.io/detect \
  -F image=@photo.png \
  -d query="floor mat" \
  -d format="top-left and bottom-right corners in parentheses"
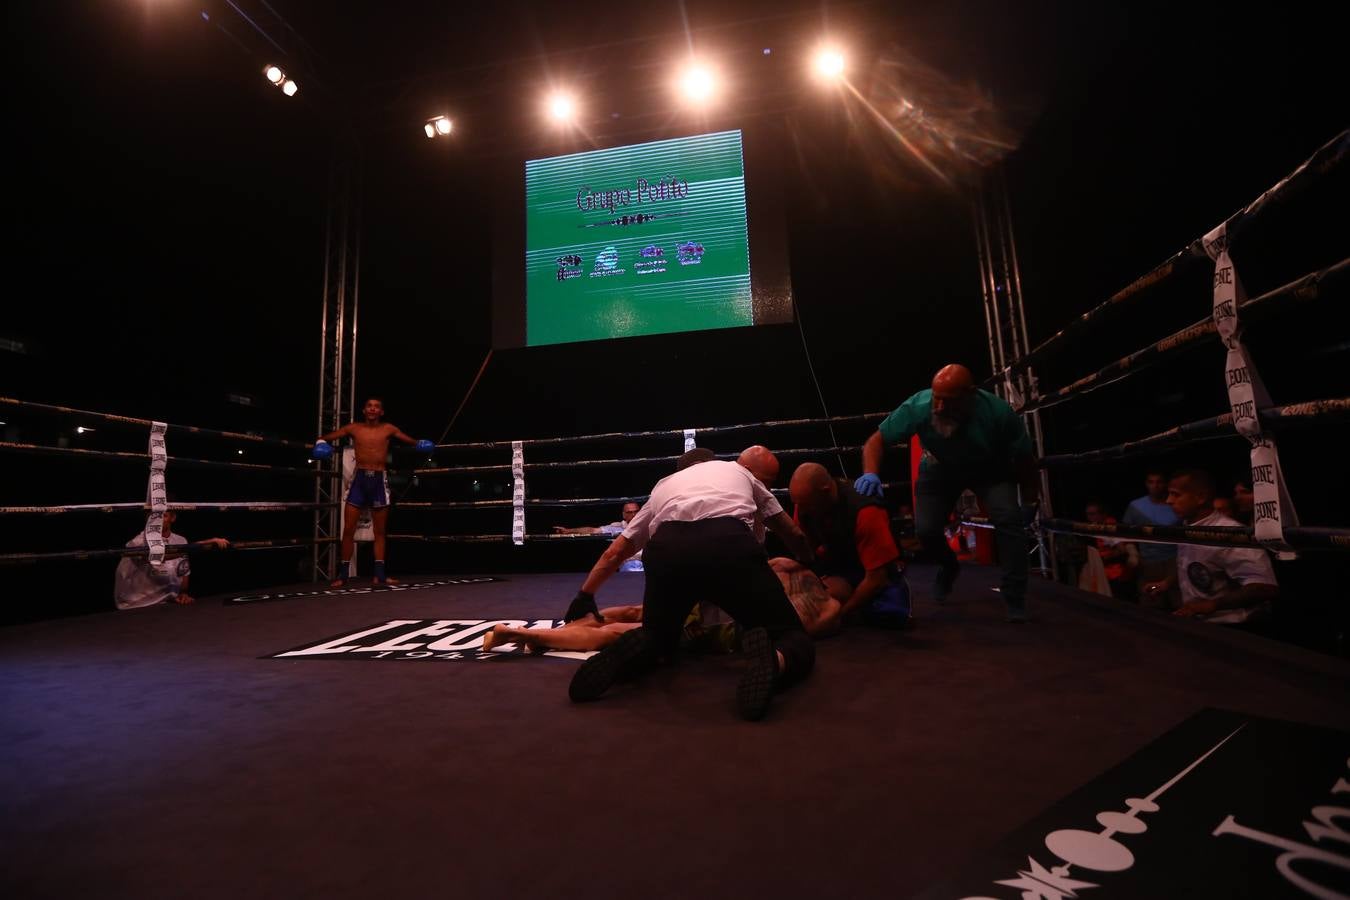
top-left (913, 707), bottom-right (1350, 899)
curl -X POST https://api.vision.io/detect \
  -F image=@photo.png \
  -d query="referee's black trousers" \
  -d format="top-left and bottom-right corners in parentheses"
top-left (640, 517), bottom-right (814, 684)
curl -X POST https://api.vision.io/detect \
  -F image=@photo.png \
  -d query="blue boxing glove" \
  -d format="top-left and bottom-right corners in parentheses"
top-left (854, 472), bottom-right (884, 498)
top-left (311, 440), bottom-right (333, 460)
top-left (415, 439), bottom-right (435, 453)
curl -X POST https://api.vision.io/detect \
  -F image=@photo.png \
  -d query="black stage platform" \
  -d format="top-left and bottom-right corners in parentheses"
top-left (3, 566), bottom-right (1347, 899)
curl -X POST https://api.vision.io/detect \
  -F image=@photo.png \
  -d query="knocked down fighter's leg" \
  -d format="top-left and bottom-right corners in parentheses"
top-left (482, 621), bottom-right (642, 653)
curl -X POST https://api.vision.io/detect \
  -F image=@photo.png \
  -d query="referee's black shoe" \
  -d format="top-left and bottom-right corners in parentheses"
top-left (569, 627), bottom-right (656, 703)
top-left (736, 627), bottom-right (777, 721)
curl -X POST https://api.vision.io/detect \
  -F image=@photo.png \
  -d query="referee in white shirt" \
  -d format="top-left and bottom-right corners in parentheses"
top-left (566, 448), bottom-right (818, 721)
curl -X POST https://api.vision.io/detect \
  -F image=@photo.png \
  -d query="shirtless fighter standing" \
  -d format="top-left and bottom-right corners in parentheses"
top-left (313, 396), bottom-right (433, 587)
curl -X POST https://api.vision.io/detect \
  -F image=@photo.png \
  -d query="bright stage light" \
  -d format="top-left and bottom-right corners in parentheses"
top-left (424, 116), bottom-right (453, 138)
top-left (677, 63), bottom-right (717, 103)
top-left (282, 79), bottom-right (298, 97)
top-left (547, 92), bottom-right (576, 122)
top-left (813, 48), bottom-right (846, 80)
top-left (264, 65), bottom-right (284, 84)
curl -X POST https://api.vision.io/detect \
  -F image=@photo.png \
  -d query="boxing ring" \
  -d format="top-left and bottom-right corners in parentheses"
top-left (3, 138), bottom-right (1346, 569)
top-left (2, 133), bottom-right (1349, 900)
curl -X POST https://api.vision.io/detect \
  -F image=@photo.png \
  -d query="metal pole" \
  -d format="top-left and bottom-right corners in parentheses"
top-left (993, 173), bottom-right (1024, 364)
top-left (971, 198), bottom-right (1000, 381)
top-left (976, 180), bottom-right (1008, 385)
top-left (348, 156), bottom-right (362, 425)
top-left (312, 152), bottom-right (336, 582)
top-left (1001, 170), bottom-right (1035, 383)
top-left (997, 167), bottom-right (1054, 576)
top-left (333, 159), bottom-right (348, 439)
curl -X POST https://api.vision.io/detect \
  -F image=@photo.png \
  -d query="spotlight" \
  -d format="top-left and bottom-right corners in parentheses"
top-left (76, 426), bottom-right (94, 434)
top-left (813, 47), bottom-right (846, 80)
top-left (423, 123), bottom-right (436, 139)
top-left (546, 92), bottom-right (576, 123)
top-left (264, 64), bottom-right (299, 98)
top-left (425, 115), bottom-right (453, 136)
top-left (237, 450), bottom-right (244, 456)
top-left (677, 62), bottom-right (718, 103)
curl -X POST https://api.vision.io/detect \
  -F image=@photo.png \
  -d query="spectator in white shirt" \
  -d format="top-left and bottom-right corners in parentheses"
top-left (553, 502), bottom-right (641, 536)
top-left (113, 510), bottom-right (229, 610)
top-left (1141, 469), bottom-right (1278, 624)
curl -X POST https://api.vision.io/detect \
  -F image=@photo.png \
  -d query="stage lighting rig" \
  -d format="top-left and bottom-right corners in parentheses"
top-left (424, 115), bottom-right (454, 138)
top-left (263, 64), bottom-right (298, 97)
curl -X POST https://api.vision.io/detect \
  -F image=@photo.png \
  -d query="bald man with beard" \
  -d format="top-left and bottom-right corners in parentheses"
top-left (790, 462), bottom-right (910, 626)
top-left (855, 364), bottom-right (1040, 622)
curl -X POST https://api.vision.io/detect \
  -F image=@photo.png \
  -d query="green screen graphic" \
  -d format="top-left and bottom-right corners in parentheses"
top-left (525, 130), bottom-right (752, 346)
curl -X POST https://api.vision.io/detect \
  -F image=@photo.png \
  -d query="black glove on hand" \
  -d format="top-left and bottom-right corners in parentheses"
top-left (563, 590), bottom-right (601, 623)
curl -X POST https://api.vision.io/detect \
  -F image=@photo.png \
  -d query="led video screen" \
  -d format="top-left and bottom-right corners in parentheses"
top-left (518, 130), bottom-right (787, 347)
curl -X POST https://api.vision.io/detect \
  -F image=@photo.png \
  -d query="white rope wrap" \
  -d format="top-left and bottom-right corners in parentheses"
top-left (143, 422), bottom-right (168, 566)
top-left (511, 441), bottom-right (525, 546)
top-left (1203, 222), bottom-right (1299, 554)
top-left (683, 429), bottom-right (696, 452)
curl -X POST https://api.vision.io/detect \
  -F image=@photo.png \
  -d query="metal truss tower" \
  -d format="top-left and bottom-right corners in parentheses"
top-left (973, 166), bottom-right (1055, 575)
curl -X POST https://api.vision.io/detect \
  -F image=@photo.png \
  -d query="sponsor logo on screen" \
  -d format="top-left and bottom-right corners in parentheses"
top-left (635, 244), bottom-right (667, 274)
top-left (555, 253), bottom-right (583, 281)
top-left (677, 241), bottom-right (705, 265)
top-left (590, 246), bottom-right (625, 277)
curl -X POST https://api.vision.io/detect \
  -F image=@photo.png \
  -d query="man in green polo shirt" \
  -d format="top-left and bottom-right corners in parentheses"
top-left (855, 364), bottom-right (1040, 621)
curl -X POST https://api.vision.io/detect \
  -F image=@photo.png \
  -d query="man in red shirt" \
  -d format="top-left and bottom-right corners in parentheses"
top-left (789, 462), bottom-right (910, 627)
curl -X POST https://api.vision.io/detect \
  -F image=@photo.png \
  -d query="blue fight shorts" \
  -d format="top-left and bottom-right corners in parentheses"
top-left (346, 469), bottom-right (388, 509)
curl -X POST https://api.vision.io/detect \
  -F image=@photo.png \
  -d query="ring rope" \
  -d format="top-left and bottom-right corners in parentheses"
top-left (0, 501), bottom-right (337, 515)
top-left (0, 536), bottom-right (339, 567)
top-left (411, 445), bottom-right (872, 477)
top-left (0, 396), bottom-right (316, 450)
top-left (1037, 519), bottom-right (1349, 553)
top-left (428, 413), bottom-right (890, 451)
top-left (1039, 397), bottom-right (1350, 466)
top-left (958, 517), bottom-right (1350, 552)
top-left (0, 441), bottom-right (341, 477)
top-left (989, 130), bottom-right (1348, 387)
top-left (394, 481), bottom-right (913, 511)
top-left (1019, 258), bottom-right (1346, 415)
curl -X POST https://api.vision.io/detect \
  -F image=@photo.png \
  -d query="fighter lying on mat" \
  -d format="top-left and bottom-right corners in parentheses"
top-left (480, 557), bottom-right (840, 654)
